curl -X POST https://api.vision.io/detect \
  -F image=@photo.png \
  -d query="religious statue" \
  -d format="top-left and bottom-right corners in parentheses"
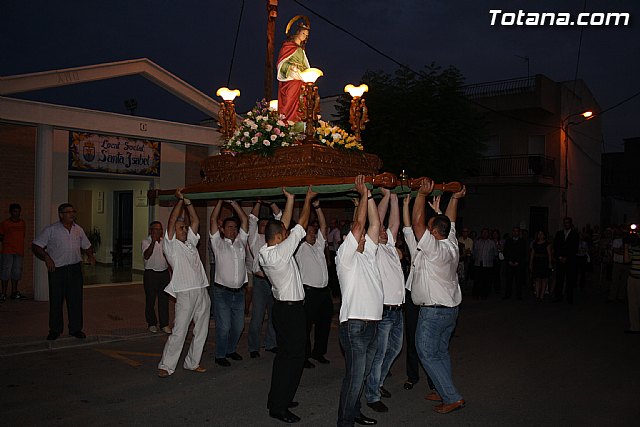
top-left (276, 15), bottom-right (311, 123)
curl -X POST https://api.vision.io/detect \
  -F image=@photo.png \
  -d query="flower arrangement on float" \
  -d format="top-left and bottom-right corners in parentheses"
top-left (221, 100), bottom-right (363, 156)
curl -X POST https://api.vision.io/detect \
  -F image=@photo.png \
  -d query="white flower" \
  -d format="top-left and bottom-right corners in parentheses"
top-left (235, 140), bottom-right (241, 146)
top-left (265, 124), bottom-right (273, 132)
top-left (270, 134), bottom-right (277, 141)
top-left (332, 133), bottom-right (342, 141)
top-left (243, 132), bottom-right (250, 137)
top-left (250, 124), bottom-right (258, 130)
top-left (277, 120), bottom-right (285, 127)
top-left (251, 136), bottom-right (258, 143)
top-left (262, 116), bottom-right (268, 121)
top-left (244, 142), bottom-right (251, 148)
top-left (288, 120), bottom-right (295, 126)
top-left (282, 142), bottom-right (290, 147)
top-left (263, 140), bottom-right (271, 146)
top-left (256, 115), bottom-right (264, 121)
top-left (247, 111), bottom-right (253, 116)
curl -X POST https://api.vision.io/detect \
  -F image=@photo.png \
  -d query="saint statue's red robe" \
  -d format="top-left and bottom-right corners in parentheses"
top-left (276, 41), bottom-right (309, 123)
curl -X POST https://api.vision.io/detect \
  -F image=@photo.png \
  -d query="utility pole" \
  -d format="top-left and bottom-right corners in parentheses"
top-left (265, 0), bottom-right (278, 101)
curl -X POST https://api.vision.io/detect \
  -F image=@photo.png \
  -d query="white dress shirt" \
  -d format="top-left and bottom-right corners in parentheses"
top-left (209, 228), bottom-right (248, 289)
top-left (162, 229), bottom-right (209, 298)
top-left (248, 211), bottom-right (282, 274)
top-left (32, 222), bottom-right (91, 267)
top-left (259, 224), bottom-right (306, 301)
top-left (377, 229), bottom-right (405, 305)
top-left (409, 223), bottom-right (462, 307)
top-left (403, 226), bottom-right (418, 291)
top-left (142, 236), bottom-right (169, 271)
top-left (295, 230), bottom-right (329, 288)
top-left (327, 227), bottom-right (341, 252)
top-left (336, 232), bottom-right (383, 323)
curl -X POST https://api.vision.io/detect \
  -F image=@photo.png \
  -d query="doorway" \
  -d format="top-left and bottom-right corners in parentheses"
top-left (113, 191), bottom-right (133, 267)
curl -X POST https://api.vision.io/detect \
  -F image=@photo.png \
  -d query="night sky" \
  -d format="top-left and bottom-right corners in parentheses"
top-left (2, 0), bottom-right (638, 152)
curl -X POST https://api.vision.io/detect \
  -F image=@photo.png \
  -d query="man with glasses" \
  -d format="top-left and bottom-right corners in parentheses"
top-left (32, 203), bottom-right (95, 340)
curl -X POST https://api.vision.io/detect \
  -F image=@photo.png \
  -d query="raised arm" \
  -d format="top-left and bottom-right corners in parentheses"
top-left (388, 193), bottom-right (400, 238)
top-left (402, 193), bottom-right (411, 228)
top-left (281, 188), bottom-right (295, 229)
top-left (366, 188), bottom-right (380, 244)
top-left (270, 201), bottom-right (282, 219)
top-left (314, 199), bottom-right (328, 239)
top-left (251, 201), bottom-right (261, 218)
top-left (377, 187), bottom-right (391, 225)
top-left (178, 188), bottom-right (198, 233)
top-left (445, 185), bottom-right (466, 224)
top-left (228, 200), bottom-right (248, 233)
top-left (168, 188), bottom-right (186, 239)
top-left (412, 178), bottom-right (434, 241)
top-left (351, 175), bottom-right (369, 242)
top-left (297, 186), bottom-right (318, 230)
top-left (209, 200), bottom-right (223, 235)
top-left (428, 194), bottom-right (442, 215)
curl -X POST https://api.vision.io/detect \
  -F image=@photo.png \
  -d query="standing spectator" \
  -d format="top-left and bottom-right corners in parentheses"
top-left (364, 188), bottom-right (404, 413)
top-left (141, 221), bottom-right (171, 334)
top-left (32, 203), bottom-right (95, 340)
top-left (503, 227), bottom-right (528, 300)
top-left (473, 229), bottom-right (496, 299)
top-left (259, 187), bottom-right (316, 424)
top-left (609, 227), bottom-right (630, 302)
top-left (296, 199), bottom-right (333, 369)
top-left (157, 189), bottom-right (210, 377)
top-left (576, 229), bottom-right (591, 290)
top-left (530, 230), bottom-right (553, 301)
top-left (0, 203), bottom-right (27, 301)
top-left (327, 219), bottom-right (343, 297)
top-left (625, 232), bottom-right (640, 334)
top-left (209, 200), bottom-right (249, 366)
top-left (492, 229), bottom-right (504, 294)
top-left (410, 179), bottom-right (466, 414)
top-left (247, 200), bottom-right (281, 358)
top-left (458, 226), bottom-right (474, 290)
top-left (553, 217), bottom-right (580, 304)
top-left (336, 175), bottom-right (382, 427)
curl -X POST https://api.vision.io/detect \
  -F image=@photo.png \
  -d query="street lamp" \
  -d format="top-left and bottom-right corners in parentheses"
top-left (298, 67), bottom-right (323, 144)
top-left (216, 87), bottom-right (240, 141)
top-left (344, 83), bottom-right (369, 142)
top-left (561, 109), bottom-right (595, 216)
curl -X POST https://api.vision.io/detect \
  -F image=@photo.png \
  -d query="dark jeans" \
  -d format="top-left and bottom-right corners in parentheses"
top-left (48, 262), bottom-right (83, 334)
top-left (555, 260), bottom-right (577, 303)
top-left (504, 265), bottom-right (525, 299)
top-left (268, 301), bottom-right (306, 414)
top-left (143, 269), bottom-right (170, 328)
top-left (404, 290), bottom-right (435, 388)
top-left (337, 319), bottom-right (378, 427)
top-left (304, 285), bottom-right (333, 358)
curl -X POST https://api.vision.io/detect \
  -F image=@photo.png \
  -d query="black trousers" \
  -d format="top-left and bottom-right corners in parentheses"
top-left (504, 265), bottom-right (525, 299)
top-left (48, 262), bottom-right (83, 334)
top-left (268, 301), bottom-right (306, 413)
top-left (303, 285), bottom-right (333, 358)
top-left (143, 269), bottom-right (170, 328)
top-left (555, 261), bottom-right (577, 303)
top-left (404, 289), bottom-right (434, 389)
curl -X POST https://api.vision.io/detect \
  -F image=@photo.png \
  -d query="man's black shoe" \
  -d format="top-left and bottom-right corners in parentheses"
top-left (215, 358), bottom-right (231, 367)
top-left (288, 401), bottom-right (299, 408)
top-left (11, 292), bottom-right (28, 300)
top-left (269, 409), bottom-right (300, 423)
top-left (366, 400), bottom-right (388, 413)
top-left (379, 386), bottom-right (391, 398)
top-left (303, 359), bottom-right (315, 369)
top-left (250, 351), bottom-right (260, 358)
top-left (354, 412), bottom-right (377, 425)
top-left (403, 381), bottom-right (415, 390)
top-left (71, 331), bottom-right (86, 339)
top-left (46, 331), bottom-right (59, 341)
top-left (226, 352), bottom-right (243, 361)
top-left (311, 354), bottom-right (330, 364)
top-left (265, 347), bottom-right (278, 354)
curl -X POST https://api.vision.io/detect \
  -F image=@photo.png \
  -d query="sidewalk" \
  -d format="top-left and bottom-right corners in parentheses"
top-left (0, 283), bottom-right (160, 356)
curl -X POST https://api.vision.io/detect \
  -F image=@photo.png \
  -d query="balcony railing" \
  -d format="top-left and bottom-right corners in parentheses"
top-left (462, 76), bottom-right (536, 99)
top-left (467, 155), bottom-right (555, 178)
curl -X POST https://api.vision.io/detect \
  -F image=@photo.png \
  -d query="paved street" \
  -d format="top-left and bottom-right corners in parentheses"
top-left (1, 281), bottom-right (639, 426)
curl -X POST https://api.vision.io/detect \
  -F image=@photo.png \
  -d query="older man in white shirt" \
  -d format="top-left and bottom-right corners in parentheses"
top-left (157, 188), bottom-right (210, 377)
top-left (410, 179), bottom-right (466, 414)
top-left (141, 221), bottom-right (171, 334)
top-left (336, 175), bottom-right (383, 427)
top-left (209, 200), bottom-right (249, 367)
top-left (260, 186), bottom-right (316, 424)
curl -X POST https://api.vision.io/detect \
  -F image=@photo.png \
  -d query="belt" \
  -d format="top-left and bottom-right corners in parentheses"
top-left (303, 284), bottom-right (328, 291)
top-left (214, 282), bottom-right (245, 293)
top-left (384, 304), bottom-right (403, 311)
top-left (274, 299), bottom-right (304, 306)
top-left (253, 272), bottom-right (266, 278)
top-left (421, 304), bottom-right (454, 309)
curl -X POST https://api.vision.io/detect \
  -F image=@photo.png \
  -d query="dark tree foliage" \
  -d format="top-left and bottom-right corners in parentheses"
top-left (335, 65), bottom-right (486, 182)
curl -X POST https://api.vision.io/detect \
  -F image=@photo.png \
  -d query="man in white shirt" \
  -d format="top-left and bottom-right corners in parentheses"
top-left (295, 199), bottom-right (332, 368)
top-left (364, 188), bottom-right (405, 413)
top-left (247, 200), bottom-right (281, 358)
top-left (142, 221), bottom-right (171, 334)
top-left (410, 179), bottom-right (466, 414)
top-left (157, 188), bottom-right (210, 377)
top-left (209, 199), bottom-right (249, 367)
top-left (32, 203), bottom-right (95, 341)
top-left (259, 186), bottom-right (316, 424)
top-left (336, 175), bottom-right (383, 427)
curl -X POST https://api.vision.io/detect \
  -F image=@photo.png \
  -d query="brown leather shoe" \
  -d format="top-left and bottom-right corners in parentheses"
top-left (424, 391), bottom-right (443, 402)
top-left (189, 365), bottom-right (207, 373)
top-left (433, 399), bottom-right (465, 414)
top-left (157, 369), bottom-right (170, 378)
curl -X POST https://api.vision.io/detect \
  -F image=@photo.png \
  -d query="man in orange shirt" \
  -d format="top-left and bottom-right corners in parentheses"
top-left (0, 204), bottom-right (27, 301)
